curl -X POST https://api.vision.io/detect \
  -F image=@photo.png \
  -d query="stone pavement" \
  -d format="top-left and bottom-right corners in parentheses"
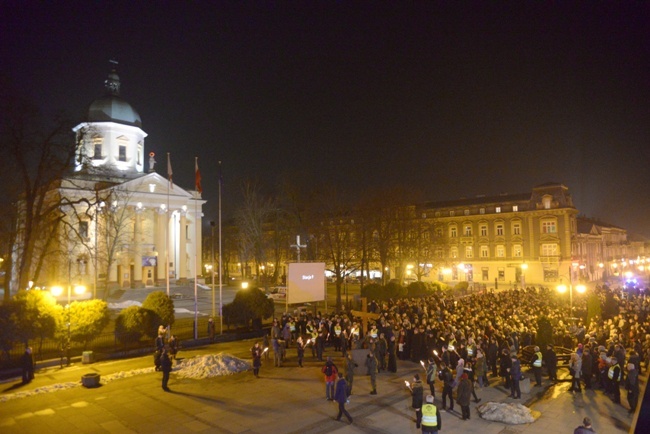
top-left (0, 339), bottom-right (642, 434)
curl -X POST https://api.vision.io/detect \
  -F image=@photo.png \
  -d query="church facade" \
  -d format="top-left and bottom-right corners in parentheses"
top-left (20, 67), bottom-right (204, 297)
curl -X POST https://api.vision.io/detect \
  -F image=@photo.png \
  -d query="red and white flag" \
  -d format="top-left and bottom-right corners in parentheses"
top-left (195, 157), bottom-right (202, 194)
top-left (167, 153), bottom-right (173, 190)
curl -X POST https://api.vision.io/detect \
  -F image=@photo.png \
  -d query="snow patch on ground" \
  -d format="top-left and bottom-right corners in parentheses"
top-left (174, 308), bottom-right (207, 316)
top-left (0, 353), bottom-right (249, 403)
top-left (174, 354), bottom-right (251, 379)
top-left (108, 300), bottom-right (142, 309)
top-left (0, 382), bottom-right (81, 403)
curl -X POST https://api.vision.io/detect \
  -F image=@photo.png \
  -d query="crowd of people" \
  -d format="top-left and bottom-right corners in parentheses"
top-left (254, 283), bottom-right (649, 431)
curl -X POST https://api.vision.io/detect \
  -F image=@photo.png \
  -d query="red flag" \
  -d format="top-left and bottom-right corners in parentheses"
top-left (167, 153), bottom-right (173, 190)
top-left (195, 157), bottom-right (202, 194)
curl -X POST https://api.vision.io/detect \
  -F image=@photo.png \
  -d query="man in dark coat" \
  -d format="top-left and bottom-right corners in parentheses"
top-left (438, 362), bottom-right (454, 412)
top-left (21, 346), bottom-right (35, 383)
top-left (456, 373), bottom-right (472, 420)
top-left (334, 373), bottom-right (353, 423)
top-left (509, 354), bottom-right (522, 399)
top-left (160, 348), bottom-right (172, 391)
top-left (407, 374), bottom-right (424, 428)
top-left (581, 348), bottom-right (593, 389)
top-left (545, 344), bottom-right (558, 382)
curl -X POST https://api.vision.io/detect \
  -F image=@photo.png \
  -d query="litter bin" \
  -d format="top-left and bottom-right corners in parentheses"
top-left (82, 351), bottom-right (94, 364)
top-left (520, 376), bottom-right (531, 394)
top-left (81, 373), bottom-right (101, 388)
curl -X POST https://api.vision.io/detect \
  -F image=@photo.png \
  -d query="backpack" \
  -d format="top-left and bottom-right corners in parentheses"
top-left (325, 364), bottom-right (333, 376)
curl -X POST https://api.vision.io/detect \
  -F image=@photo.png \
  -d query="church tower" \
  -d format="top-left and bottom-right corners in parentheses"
top-left (72, 64), bottom-right (147, 176)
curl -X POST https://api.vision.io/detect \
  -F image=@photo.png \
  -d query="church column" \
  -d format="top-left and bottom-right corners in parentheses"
top-left (132, 205), bottom-right (144, 288)
top-left (156, 207), bottom-right (167, 284)
top-left (177, 209), bottom-right (188, 283)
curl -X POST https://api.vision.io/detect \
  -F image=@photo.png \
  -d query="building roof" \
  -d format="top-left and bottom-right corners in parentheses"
top-left (86, 68), bottom-right (142, 127)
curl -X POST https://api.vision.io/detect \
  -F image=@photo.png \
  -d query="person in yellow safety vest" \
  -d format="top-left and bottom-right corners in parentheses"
top-left (608, 356), bottom-right (622, 404)
top-left (531, 346), bottom-right (543, 386)
top-left (421, 394), bottom-right (441, 433)
top-left (333, 323), bottom-right (343, 352)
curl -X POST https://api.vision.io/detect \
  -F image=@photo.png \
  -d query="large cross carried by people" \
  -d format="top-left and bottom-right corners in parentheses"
top-left (350, 297), bottom-right (380, 335)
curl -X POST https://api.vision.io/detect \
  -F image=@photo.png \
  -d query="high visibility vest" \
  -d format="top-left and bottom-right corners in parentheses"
top-left (608, 364), bottom-right (619, 380)
top-left (351, 327), bottom-right (359, 337)
top-left (468, 346), bottom-right (474, 357)
top-left (421, 404), bottom-right (438, 426)
top-left (290, 322), bottom-right (296, 332)
top-left (533, 352), bottom-right (543, 367)
top-left (334, 325), bottom-right (342, 336)
top-left (370, 329), bottom-right (378, 338)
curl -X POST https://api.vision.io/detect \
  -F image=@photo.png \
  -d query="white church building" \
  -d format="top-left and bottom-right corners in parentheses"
top-left (29, 67), bottom-right (204, 297)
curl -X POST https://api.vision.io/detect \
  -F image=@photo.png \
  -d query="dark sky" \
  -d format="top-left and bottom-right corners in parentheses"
top-left (2, 1), bottom-right (649, 236)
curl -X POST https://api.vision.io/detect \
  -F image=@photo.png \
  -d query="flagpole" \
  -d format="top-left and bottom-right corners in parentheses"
top-left (218, 161), bottom-right (223, 335)
top-left (193, 157), bottom-right (199, 340)
top-left (166, 152), bottom-right (171, 297)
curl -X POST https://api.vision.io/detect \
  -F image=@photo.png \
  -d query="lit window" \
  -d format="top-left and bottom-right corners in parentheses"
top-left (542, 220), bottom-right (557, 234)
top-left (480, 225), bottom-right (487, 237)
top-left (512, 245), bottom-right (521, 257)
top-left (497, 245), bottom-right (505, 257)
top-left (541, 243), bottom-right (558, 256)
top-left (496, 224), bottom-right (504, 236)
top-left (451, 248), bottom-right (458, 259)
top-left (543, 196), bottom-right (552, 209)
top-left (513, 205), bottom-right (519, 212)
top-left (450, 226), bottom-right (457, 238)
top-left (465, 246), bottom-right (473, 258)
top-left (480, 246), bottom-right (489, 258)
top-left (464, 225), bottom-right (472, 236)
top-left (496, 207), bottom-right (501, 213)
top-left (479, 208), bottom-right (485, 214)
top-left (513, 223), bottom-right (521, 235)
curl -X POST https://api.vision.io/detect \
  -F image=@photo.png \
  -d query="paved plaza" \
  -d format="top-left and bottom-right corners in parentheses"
top-left (0, 337), bottom-right (643, 434)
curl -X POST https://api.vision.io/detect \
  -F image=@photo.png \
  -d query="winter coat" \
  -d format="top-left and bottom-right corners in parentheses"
top-left (411, 380), bottom-right (424, 409)
top-left (334, 377), bottom-right (349, 403)
top-left (456, 378), bottom-right (472, 406)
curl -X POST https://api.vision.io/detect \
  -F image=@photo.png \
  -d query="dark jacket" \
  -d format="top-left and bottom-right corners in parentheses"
top-left (334, 377), bottom-right (349, 403)
top-left (545, 348), bottom-right (558, 368)
top-left (510, 358), bottom-right (521, 380)
top-left (161, 352), bottom-right (172, 373)
top-left (456, 377), bottom-right (472, 406)
top-left (411, 380), bottom-right (424, 409)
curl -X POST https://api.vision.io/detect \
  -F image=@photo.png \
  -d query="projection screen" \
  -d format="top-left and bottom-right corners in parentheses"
top-left (287, 262), bottom-right (326, 304)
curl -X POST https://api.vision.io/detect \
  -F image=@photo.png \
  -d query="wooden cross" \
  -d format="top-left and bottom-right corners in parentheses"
top-left (350, 297), bottom-right (380, 336)
top-left (290, 235), bottom-right (307, 262)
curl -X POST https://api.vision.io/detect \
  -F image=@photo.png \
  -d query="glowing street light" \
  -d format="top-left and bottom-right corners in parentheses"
top-left (556, 265), bottom-right (586, 317)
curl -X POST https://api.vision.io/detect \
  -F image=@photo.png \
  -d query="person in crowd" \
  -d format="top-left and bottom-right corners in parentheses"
top-left (160, 347), bottom-right (172, 391)
top-left (474, 349), bottom-right (487, 388)
top-left (296, 336), bottom-right (305, 367)
top-left (407, 373), bottom-right (424, 428)
top-left (322, 356), bottom-right (339, 400)
top-left (333, 372), bottom-right (353, 423)
top-left (251, 341), bottom-right (262, 377)
top-left (426, 358), bottom-right (438, 398)
top-left (366, 351), bottom-right (379, 395)
top-left (625, 362), bottom-right (639, 415)
top-left (376, 332), bottom-right (388, 371)
top-left (569, 352), bottom-right (582, 393)
top-left (509, 353), bottom-right (522, 399)
top-left (499, 348), bottom-right (512, 389)
top-left (207, 317), bottom-right (215, 341)
top-left (582, 348), bottom-right (593, 390)
top-left (438, 362), bottom-right (454, 412)
top-left (608, 356), bottom-right (622, 404)
top-left (345, 352), bottom-right (358, 396)
top-left (421, 394), bottom-right (441, 433)
top-left (21, 346), bottom-right (34, 383)
top-left (530, 345), bottom-right (543, 386)
top-left (388, 335), bottom-right (398, 372)
top-left (573, 416), bottom-right (596, 433)
top-left (456, 372), bottom-right (473, 420)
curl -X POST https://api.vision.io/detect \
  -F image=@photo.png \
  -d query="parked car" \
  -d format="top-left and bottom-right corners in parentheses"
top-left (266, 286), bottom-right (287, 300)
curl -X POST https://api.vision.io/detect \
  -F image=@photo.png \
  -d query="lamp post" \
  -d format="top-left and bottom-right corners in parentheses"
top-left (51, 283), bottom-right (86, 365)
top-left (556, 266), bottom-right (586, 318)
top-left (210, 221), bottom-right (216, 319)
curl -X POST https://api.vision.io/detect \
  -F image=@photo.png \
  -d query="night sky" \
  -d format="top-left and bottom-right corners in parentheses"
top-left (2, 2), bottom-right (649, 236)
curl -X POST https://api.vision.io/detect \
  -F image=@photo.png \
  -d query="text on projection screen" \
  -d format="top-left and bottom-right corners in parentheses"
top-left (287, 262), bottom-right (326, 304)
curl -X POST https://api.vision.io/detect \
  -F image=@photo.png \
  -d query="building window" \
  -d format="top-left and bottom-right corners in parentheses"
top-left (464, 225), bottom-right (472, 236)
top-left (541, 220), bottom-right (557, 234)
top-left (541, 243), bottom-right (558, 256)
top-left (464, 209), bottom-right (470, 216)
top-left (513, 205), bottom-right (519, 212)
top-left (137, 143), bottom-right (142, 165)
top-left (496, 207), bottom-right (501, 213)
top-left (496, 224), bottom-right (504, 236)
top-left (435, 211), bottom-right (441, 217)
top-left (450, 247), bottom-right (458, 259)
top-left (513, 222), bottom-right (521, 235)
top-left (79, 221), bottom-right (89, 239)
top-left (450, 226), bottom-right (457, 238)
top-left (513, 245), bottom-right (522, 257)
top-left (480, 246), bottom-right (489, 258)
top-left (92, 136), bottom-right (102, 159)
top-left (450, 210), bottom-right (455, 217)
top-left (119, 145), bottom-right (127, 162)
top-left (544, 269), bottom-right (559, 281)
top-left (465, 246), bottom-right (473, 258)
top-left (480, 225), bottom-right (487, 237)
top-left (498, 268), bottom-right (505, 281)
top-left (435, 228), bottom-right (443, 238)
top-left (497, 245), bottom-right (505, 257)
top-left (543, 196), bottom-right (552, 209)
top-left (482, 268), bottom-right (489, 281)
top-left (479, 208), bottom-right (485, 214)
top-left (423, 231), bottom-right (430, 241)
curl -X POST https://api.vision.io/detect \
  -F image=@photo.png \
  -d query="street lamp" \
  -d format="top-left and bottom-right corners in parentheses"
top-left (51, 284), bottom-right (86, 365)
top-left (210, 220), bottom-right (216, 319)
top-left (520, 263), bottom-right (528, 289)
top-left (556, 266), bottom-right (586, 317)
